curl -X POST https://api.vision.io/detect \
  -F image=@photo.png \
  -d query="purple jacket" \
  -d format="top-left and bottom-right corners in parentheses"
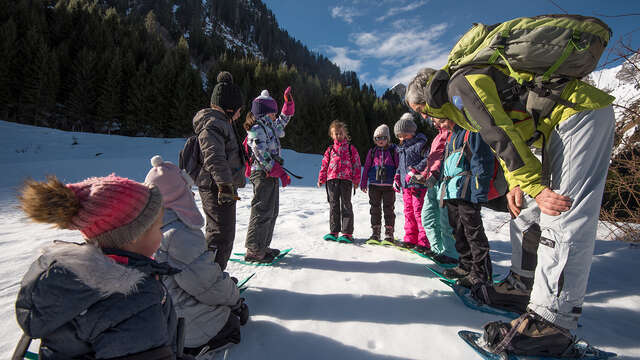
top-left (360, 145), bottom-right (399, 189)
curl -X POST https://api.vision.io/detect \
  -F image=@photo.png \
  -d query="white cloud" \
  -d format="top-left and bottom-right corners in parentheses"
top-left (376, 0), bottom-right (428, 22)
top-left (326, 46), bottom-right (362, 72)
top-left (330, 6), bottom-right (360, 24)
top-left (354, 23), bottom-right (448, 60)
top-left (372, 52), bottom-right (449, 90)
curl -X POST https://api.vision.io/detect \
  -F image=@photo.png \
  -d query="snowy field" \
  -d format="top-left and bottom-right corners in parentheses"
top-left (0, 120), bottom-right (638, 359)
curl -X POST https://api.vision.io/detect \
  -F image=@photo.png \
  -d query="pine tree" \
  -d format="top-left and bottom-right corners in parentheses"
top-left (65, 48), bottom-right (97, 132)
top-left (0, 19), bottom-right (18, 120)
top-left (97, 49), bottom-right (123, 134)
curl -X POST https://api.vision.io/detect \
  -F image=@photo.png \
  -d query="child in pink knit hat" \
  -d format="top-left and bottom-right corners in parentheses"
top-left (15, 174), bottom-right (194, 359)
top-left (145, 155), bottom-right (249, 355)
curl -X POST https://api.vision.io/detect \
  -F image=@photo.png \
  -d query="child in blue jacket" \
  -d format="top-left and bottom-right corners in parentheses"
top-left (437, 118), bottom-right (496, 288)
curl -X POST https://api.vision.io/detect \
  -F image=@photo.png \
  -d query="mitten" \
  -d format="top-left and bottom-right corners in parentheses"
top-left (232, 298), bottom-right (250, 326)
top-left (281, 86), bottom-right (295, 116)
top-left (268, 162), bottom-right (286, 178)
top-left (393, 174), bottom-right (401, 193)
top-left (218, 184), bottom-right (240, 205)
top-left (279, 173), bottom-right (291, 187)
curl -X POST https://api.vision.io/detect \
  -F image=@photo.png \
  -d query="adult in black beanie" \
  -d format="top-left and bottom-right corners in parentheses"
top-left (191, 71), bottom-right (246, 270)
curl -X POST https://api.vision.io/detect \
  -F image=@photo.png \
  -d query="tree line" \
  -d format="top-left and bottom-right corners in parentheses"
top-left (0, 0), bottom-right (432, 158)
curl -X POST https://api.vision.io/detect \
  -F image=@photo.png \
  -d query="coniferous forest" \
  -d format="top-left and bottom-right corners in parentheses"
top-left (0, 0), bottom-right (435, 157)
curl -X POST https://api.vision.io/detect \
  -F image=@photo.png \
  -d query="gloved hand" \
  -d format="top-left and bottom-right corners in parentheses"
top-left (232, 298), bottom-right (250, 326)
top-left (393, 174), bottom-right (401, 193)
top-left (269, 162), bottom-right (291, 187)
top-left (280, 173), bottom-right (291, 187)
top-left (218, 184), bottom-right (240, 205)
top-left (281, 86), bottom-right (295, 116)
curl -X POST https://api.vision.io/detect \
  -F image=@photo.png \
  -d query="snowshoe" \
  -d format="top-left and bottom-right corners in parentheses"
top-left (230, 248), bottom-right (293, 266)
top-left (323, 233), bottom-right (338, 241)
top-left (336, 234), bottom-right (354, 243)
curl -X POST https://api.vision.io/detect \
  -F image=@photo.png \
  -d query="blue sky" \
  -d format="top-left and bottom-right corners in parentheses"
top-left (262, 0), bottom-right (640, 94)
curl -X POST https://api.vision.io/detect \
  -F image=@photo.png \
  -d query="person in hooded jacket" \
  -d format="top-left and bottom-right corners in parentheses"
top-left (192, 71), bottom-right (246, 271)
top-left (15, 174), bottom-right (191, 360)
top-left (145, 156), bottom-right (249, 356)
top-left (405, 61), bottom-right (615, 357)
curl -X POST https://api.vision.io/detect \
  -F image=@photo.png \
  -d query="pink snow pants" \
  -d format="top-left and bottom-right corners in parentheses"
top-left (402, 188), bottom-right (429, 247)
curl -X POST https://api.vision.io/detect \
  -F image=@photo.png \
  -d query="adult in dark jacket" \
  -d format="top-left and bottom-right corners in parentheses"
top-left (193, 71), bottom-right (246, 270)
top-left (15, 174), bottom-right (186, 359)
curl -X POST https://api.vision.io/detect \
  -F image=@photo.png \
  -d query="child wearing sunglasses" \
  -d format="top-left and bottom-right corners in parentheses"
top-left (360, 124), bottom-right (399, 243)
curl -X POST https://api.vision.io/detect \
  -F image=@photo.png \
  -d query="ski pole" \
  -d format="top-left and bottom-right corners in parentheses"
top-left (282, 166), bottom-right (303, 179)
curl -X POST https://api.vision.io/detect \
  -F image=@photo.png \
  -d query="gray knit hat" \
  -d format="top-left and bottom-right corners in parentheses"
top-left (373, 124), bottom-right (390, 140)
top-left (394, 113), bottom-right (417, 136)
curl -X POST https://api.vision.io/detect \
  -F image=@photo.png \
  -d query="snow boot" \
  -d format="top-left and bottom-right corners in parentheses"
top-left (369, 225), bottom-right (381, 241)
top-left (414, 245), bottom-right (434, 257)
top-left (471, 271), bottom-right (533, 314)
top-left (432, 253), bottom-right (458, 265)
top-left (244, 249), bottom-right (277, 264)
top-left (483, 311), bottom-right (578, 357)
top-left (323, 233), bottom-right (338, 241)
top-left (383, 225), bottom-right (395, 242)
top-left (267, 248), bottom-right (281, 257)
top-left (400, 241), bottom-right (416, 250)
top-left (442, 266), bottom-right (470, 279)
top-left (337, 234), bottom-right (354, 243)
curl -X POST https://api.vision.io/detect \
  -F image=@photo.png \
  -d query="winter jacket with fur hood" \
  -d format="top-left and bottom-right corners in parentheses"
top-left (154, 209), bottom-right (240, 348)
top-left (193, 108), bottom-right (246, 189)
top-left (15, 242), bottom-right (179, 359)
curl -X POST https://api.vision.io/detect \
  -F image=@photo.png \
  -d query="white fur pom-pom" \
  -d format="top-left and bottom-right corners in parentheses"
top-left (151, 155), bottom-right (163, 167)
top-left (261, 89), bottom-right (270, 97)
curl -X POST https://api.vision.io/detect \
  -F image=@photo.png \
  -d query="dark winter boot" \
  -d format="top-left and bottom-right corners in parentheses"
top-left (245, 249), bottom-right (277, 264)
top-left (442, 266), bottom-right (470, 279)
top-left (414, 245), bottom-right (434, 257)
top-left (400, 241), bottom-right (416, 250)
top-left (432, 253), bottom-right (458, 265)
top-left (266, 248), bottom-right (281, 258)
top-left (383, 225), bottom-right (395, 242)
top-left (456, 274), bottom-right (483, 289)
top-left (483, 311), bottom-right (578, 357)
top-left (369, 225), bottom-right (381, 241)
top-left (471, 271), bottom-right (533, 314)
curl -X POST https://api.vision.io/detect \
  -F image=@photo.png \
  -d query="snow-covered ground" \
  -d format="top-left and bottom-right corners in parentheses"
top-left (0, 120), bottom-right (638, 359)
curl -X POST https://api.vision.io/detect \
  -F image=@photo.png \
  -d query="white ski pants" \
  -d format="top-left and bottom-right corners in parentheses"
top-left (526, 106), bottom-right (614, 329)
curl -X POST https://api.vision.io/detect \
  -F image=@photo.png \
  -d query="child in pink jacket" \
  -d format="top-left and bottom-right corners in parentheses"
top-left (318, 120), bottom-right (362, 243)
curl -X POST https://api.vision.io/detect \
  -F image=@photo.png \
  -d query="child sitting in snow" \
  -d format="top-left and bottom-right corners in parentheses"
top-left (317, 120), bottom-right (362, 243)
top-left (360, 124), bottom-right (399, 242)
top-left (145, 155), bottom-right (249, 356)
top-left (393, 113), bottom-right (431, 254)
top-left (15, 174), bottom-right (192, 359)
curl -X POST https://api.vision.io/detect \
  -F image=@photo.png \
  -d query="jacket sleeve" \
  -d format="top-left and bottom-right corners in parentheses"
top-left (412, 139), bottom-right (429, 172)
top-left (199, 125), bottom-right (232, 185)
top-left (468, 132), bottom-right (495, 203)
top-left (351, 145), bottom-right (362, 185)
top-left (360, 149), bottom-right (372, 189)
top-left (318, 147), bottom-right (330, 184)
top-left (272, 113), bottom-right (292, 137)
top-left (247, 124), bottom-right (275, 172)
top-left (425, 131), bottom-right (447, 179)
top-left (164, 228), bottom-right (239, 307)
top-left (449, 71), bottom-right (545, 198)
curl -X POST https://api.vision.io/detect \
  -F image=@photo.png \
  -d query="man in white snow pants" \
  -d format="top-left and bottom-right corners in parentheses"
top-left (406, 65), bottom-right (615, 356)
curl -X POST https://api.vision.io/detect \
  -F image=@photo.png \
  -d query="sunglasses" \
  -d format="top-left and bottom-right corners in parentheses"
top-left (374, 136), bottom-right (388, 141)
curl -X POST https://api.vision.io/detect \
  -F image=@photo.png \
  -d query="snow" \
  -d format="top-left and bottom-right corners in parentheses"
top-left (217, 22), bottom-right (264, 60)
top-left (0, 120), bottom-right (639, 359)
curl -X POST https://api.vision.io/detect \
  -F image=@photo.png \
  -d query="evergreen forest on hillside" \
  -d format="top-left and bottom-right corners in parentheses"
top-left (0, 0), bottom-right (434, 157)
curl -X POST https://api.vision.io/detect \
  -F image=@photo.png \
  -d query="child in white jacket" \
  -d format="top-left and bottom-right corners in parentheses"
top-left (145, 155), bottom-right (249, 355)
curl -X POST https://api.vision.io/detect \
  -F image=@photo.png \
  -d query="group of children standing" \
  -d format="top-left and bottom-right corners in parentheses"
top-left (317, 111), bottom-right (500, 289)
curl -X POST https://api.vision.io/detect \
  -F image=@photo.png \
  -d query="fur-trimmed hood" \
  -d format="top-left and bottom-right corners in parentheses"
top-left (16, 241), bottom-right (178, 339)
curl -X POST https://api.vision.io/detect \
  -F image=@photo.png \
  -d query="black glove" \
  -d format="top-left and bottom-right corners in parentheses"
top-left (218, 183), bottom-right (240, 205)
top-left (424, 176), bottom-right (438, 189)
top-left (232, 298), bottom-right (249, 326)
